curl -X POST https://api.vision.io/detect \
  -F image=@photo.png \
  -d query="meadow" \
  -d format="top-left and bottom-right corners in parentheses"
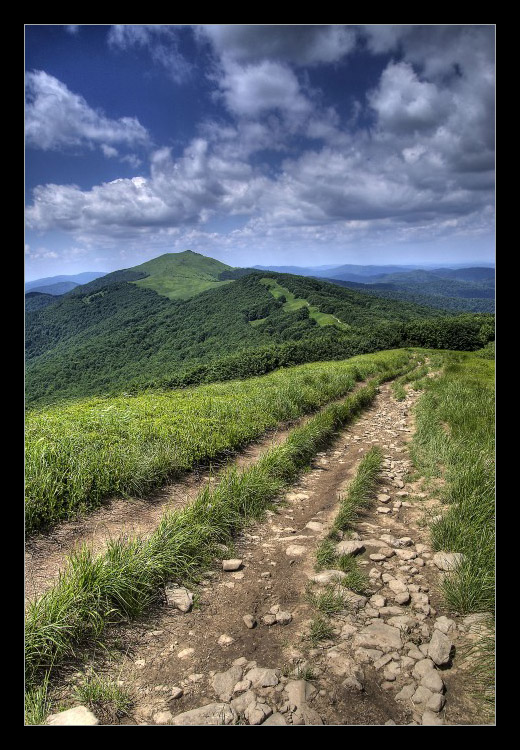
top-left (25, 349), bottom-right (414, 533)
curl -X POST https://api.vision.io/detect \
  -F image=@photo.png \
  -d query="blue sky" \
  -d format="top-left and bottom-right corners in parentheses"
top-left (25, 25), bottom-right (495, 280)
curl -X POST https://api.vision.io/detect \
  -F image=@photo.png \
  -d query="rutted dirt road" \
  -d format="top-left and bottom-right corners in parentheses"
top-left (55, 380), bottom-right (485, 726)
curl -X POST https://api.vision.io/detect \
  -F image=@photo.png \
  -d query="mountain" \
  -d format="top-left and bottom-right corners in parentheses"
top-left (319, 267), bottom-right (495, 313)
top-left (254, 263), bottom-right (419, 279)
top-left (25, 251), bottom-right (493, 408)
top-left (27, 281), bottom-right (80, 296)
top-left (25, 271), bottom-right (107, 294)
top-left (128, 250), bottom-right (236, 300)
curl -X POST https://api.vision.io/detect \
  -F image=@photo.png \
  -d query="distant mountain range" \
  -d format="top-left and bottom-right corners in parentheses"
top-left (29, 250), bottom-right (491, 407)
top-left (25, 271), bottom-right (107, 296)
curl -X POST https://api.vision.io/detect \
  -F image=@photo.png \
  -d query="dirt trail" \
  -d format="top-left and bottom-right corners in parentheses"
top-left (25, 419), bottom-right (303, 603)
top-left (56, 379), bottom-right (483, 726)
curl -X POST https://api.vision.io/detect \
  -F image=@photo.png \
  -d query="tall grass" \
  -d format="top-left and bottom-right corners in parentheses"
top-left (411, 352), bottom-right (495, 713)
top-left (26, 350), bottom-right (413, 533)
top-left (26, 370), bottom-right (408, 684)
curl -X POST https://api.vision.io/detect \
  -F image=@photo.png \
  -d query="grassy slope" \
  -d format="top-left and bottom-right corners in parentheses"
top-left (26, 349), bottom-right (413, 533)
top-left (411, 350), bottom-right (495, 711)
top-left (132, 250), bottom-right (234, 300)
top-left (260, 277), bottom-right (350, 330)
top-left (26, 353), bottom-right (416, 682)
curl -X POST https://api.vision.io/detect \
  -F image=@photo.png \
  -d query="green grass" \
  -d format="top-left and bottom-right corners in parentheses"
top-left (25, 673), bottom-right (51, 725)
top-left (308, 615), bottom-right (334, 646)
top-left (332, 446), bottom-right (383, 536)
top-left (74, 670), bottom-right (133, 720)
top-left (132, 250), bottom-right (234, 300)
top-left (26, 349), bottom-right (412, 533)
top-left (260, 277), bottom-right (350, 330)
top-left (411, 351), bottom-right (495, 710)
top-left (306, 584), bottom-right (347, 615)
top-left (26, 367), bottom-right (413, 684)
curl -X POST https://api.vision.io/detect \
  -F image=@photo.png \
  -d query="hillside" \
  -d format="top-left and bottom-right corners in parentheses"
top-left (130, 250), bottom-right (236, 300)
top-left (25, 253), bottom-right (493, 407)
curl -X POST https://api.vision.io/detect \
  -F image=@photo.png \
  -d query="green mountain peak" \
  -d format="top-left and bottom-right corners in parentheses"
top-left (129, 250), bottom-right (235, 300)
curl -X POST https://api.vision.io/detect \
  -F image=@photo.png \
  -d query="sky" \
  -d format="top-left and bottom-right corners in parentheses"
top-left (25, 25), bottom-right (495, 280)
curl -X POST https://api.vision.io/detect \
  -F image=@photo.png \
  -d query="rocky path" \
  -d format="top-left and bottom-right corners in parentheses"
top-left (53, 379), bottom-right (485, 726)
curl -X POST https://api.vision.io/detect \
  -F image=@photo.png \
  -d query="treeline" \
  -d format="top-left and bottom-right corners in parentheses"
top-left (138, 314), bottom-right (495, 392)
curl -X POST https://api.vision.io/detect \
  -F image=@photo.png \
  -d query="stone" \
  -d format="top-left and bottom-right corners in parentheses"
top-left (261, 712), bottom-right (288, 726)
top-left (377, 507), bottom-right (392, 515)
top-left (335, 540), bottom-right (365, 556)
top-left (388, 579), bottom-right (408, 594)
top-left (433, 551), bottom-right (464, 571)
top-left (243, 614), bottom-right (256, 629)
top-left (153, 710), bottom-right (174, 725)
top-left (262, 614), bottom-right (277, 626)
top-left (233, 679), bottom-right (251, 694)
top-left (421, 670), bottom-right (445, 694)
top-left (395, 683), bottom-right (416, 702)
top-left (341, 622), bottom-right (358, 639)
top-left (412, 686), bottom-right (434, 706)
top-left (355, 648), bottom-right (383, 664)
top-left (428, 630), bottom-right (453, 666)
top-left (370, 553), bottom-right (387, 562)
top-left (462, 612), bottom-right (492, 633)
top-left (309, 569), bottom-right (347, 585)
top-left (434, 616), bottom-right (456, 634)
top-left (395, 549), bottom-right (417, 561)
top-left (377, 494), bottom-right (391, 503)
top-left (246, 667), bottom-right (280, 689)
top-left (217, 634), bottom-right (235, 647)
top-left (395, 592), bottom-right (411, 606)
top-left (343, 591), bottom-right (368, 610)
top-left (171, 703), bottom-right (236, 726)
top-left (276, 610), bottom-right (292, 625)
top-left (412, 658), bottom-right (435, 681)
top-left (370, 594), bottom-right (386, 608)
top-left (342, 675), bottom-right (364, 692)
top-left (222, 559), bottom-right (243, 571)
top-left (47, 706), bottom-right (99, 726)
top-left (306, 521), bottom-right (324, 532)
top-left (245, 702), bottom-right (272, 725)
top-left (230, 690), bottom-right (257, 715)
top-left (352, 622), bottom-right (403, 653)
top-left (171, 687), bottom-right (183, 699)
top-left (421, 710), bottom-right (444, 726)
top-left (212, 666), bottom-right (243, 702)
top-left (165, 586), bottom-right (194, 613)
top-left (426, 693), bottom-right (446, 713)
top-left (286, 544), bottom-right (306, 557)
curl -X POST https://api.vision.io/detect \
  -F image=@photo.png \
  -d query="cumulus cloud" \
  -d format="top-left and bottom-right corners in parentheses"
top-left (26, 26), bottom-right (494, 263)
top-left (368, 62), bottom-right (450, 134)
top-left (26, 70), bottom-right (150, 152)
top-left (217, 60), bottom-right (312, 120)
top-left (197, 25), bottom-right (356, 66)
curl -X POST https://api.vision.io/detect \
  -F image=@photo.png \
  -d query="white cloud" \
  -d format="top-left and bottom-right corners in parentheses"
top-left (25, 70), bottom-right (149, 152)
top-left (217, 60), bottom-right (312, 120)
top-left (368, 62), bottom-right (449, 134)
top-left (197, 25), bottom-right (356, 66)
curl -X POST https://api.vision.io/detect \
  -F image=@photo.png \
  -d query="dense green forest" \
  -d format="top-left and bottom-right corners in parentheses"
top-left (322, 267), bottom-right (494, 313)
top-left (25, 256), bottom-right (494, 407)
